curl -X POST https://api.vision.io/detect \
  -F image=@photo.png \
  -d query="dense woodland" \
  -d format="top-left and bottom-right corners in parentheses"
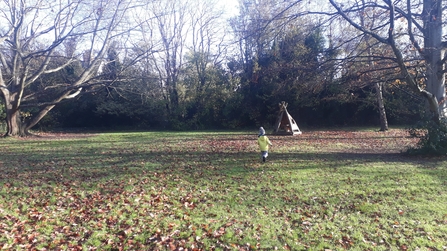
top-left (0, 0), bottom-right (444, 133)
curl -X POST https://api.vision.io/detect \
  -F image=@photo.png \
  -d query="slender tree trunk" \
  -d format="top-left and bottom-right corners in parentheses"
top-left (359, 0), bottom-right (389, 131)
top-left (375, 82), bottom-right (388, 131)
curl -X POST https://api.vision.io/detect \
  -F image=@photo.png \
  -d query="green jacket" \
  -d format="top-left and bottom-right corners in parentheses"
top-left (258, 135), bottom-right (272, 151)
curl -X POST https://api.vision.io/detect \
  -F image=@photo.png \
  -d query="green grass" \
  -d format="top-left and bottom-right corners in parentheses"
top-left (0, 129), bottom-right (446, 250)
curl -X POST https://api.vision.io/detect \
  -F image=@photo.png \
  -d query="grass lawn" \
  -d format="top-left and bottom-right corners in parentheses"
top-left (0, 129), bottom-right (446, 250)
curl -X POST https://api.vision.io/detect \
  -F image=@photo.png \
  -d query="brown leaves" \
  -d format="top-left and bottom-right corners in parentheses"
top-left (339, 235), bottom-right (354, 248)
top-left (27, 208), bottom-right (45, 221)
top-left (212, 227), bottom-right (226, 238)
top-left (0, 130), bottom-right (445, 250)
top-left (277, 129), bottom-right (417, 154)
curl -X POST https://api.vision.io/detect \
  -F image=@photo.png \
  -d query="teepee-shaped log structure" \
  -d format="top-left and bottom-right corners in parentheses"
top-left (273, 101), bottom-right (301, 135)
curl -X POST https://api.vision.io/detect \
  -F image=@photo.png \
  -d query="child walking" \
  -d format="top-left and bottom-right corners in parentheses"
top-left (257, 127), bottom-right (272, 162)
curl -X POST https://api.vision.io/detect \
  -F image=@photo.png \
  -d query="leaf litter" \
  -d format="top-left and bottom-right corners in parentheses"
top-left (0, 129), bottom-right (446, 250)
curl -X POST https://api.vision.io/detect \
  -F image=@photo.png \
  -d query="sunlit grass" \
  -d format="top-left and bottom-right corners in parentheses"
top-left (0, 130), bottom-right (446, 250)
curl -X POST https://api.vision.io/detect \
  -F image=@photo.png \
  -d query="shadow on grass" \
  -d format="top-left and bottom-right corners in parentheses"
top-left (1, 141), bottom-right (444, 186)
top-left (0, 128), bottom-right (444, 188)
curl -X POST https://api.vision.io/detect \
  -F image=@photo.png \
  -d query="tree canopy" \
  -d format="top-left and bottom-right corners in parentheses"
top-left (0, 0), bottom-right (445, 137)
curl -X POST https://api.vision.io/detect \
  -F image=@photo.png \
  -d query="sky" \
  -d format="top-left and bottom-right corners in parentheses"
top-left (218, 0), bottom-right (240, 19)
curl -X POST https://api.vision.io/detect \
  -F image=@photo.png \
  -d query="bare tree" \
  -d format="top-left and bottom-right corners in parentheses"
top-left (185, 0), bottom-right (228, 113)
top-left (0, 0), bottom-right (140, 136)
top-left (327, 0), bottom-right (447, 123)
top-left (141, 0), bottom-right (191, 119)
top-left (359, 0), bottom-right (389, 131)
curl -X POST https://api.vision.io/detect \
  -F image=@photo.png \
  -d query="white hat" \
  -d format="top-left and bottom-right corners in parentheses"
top-left (259, 127), bottom-right (265, 136)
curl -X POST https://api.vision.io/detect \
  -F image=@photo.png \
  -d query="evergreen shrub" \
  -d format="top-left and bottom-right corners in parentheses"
top-left (407, 118), bottom-right (447, 156)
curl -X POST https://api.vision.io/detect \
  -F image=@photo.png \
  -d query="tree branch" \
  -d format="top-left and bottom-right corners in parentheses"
top-left (328, 0), bottom-right (389, 44)
top-left (404, 0), bottom-right (424, 55)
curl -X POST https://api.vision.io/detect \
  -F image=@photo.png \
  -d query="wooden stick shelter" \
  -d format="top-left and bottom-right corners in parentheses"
top-left (273, 101), bottom-right (301, 135)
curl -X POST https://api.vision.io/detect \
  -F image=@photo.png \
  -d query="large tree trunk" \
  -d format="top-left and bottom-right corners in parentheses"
top-left (375, 82), bottom-right (388, 131)
top-left (423, 0), bottom-right (446, 121)
top-left (2, 87), bottom-right (27, 136)
top-left (2, 86), bottom-right (75, 137)
top-left (5, 108), bottom-right (27, 137)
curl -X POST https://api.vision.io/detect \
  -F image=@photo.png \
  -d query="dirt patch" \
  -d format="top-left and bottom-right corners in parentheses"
top-left (270, 128), bottom-right (419, 154)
